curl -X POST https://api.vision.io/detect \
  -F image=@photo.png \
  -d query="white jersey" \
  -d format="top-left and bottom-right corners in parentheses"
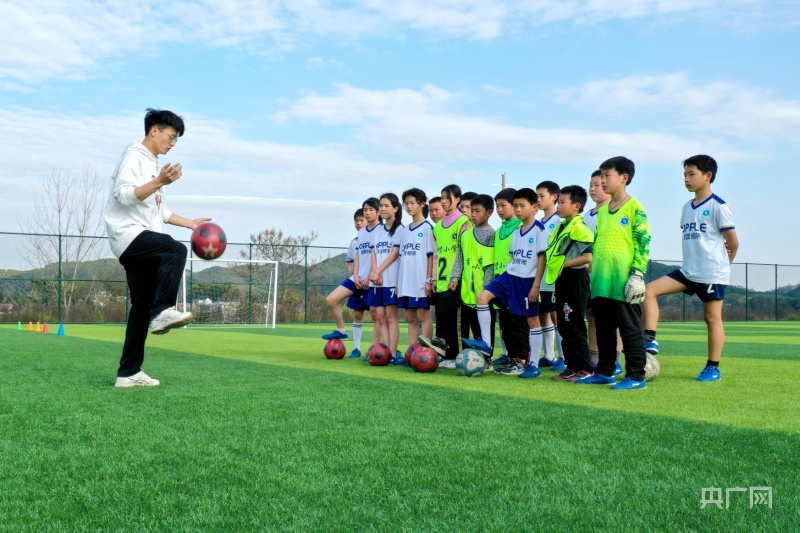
top-left (355, 224), bottom-right (381, 283)
top-left (398, 220), bottom-right (436, 298)
top-left (538, 212), bottom-right (562, 291)
top-left (584, 208), bottom-right (600, 233)
top-left (507, 220), bottom-right (547, 279)
top-left (346, 236), bottom-right (358, 263)
top-left (679, 194), bottom-right (735, 284)
top-left (370, 223), bottom-right (404, 288)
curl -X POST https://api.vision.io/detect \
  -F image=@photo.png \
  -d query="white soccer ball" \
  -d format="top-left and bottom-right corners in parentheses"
top-left (455, 348), bottom-right (487, 377)
top-left (644, 353), bottom-right (660, 381)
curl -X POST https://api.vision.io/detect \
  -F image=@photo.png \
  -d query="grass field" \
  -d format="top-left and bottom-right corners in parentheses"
top-left (1, 321), bottom-right (798, 531)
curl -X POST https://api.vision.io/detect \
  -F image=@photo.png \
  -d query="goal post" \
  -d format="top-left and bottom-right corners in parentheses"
top-left (179, 258), bottom-right (279, 328)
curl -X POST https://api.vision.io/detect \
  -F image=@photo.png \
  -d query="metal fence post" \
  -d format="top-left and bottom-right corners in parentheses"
top-left (745, 263), bottom-right (749, 321)
top-left (248, 242), bottom-right (253, 324)
top-left (775, 264), bottom-right (778, 321)
top-left (58, 233), bottom-right (63, 323)
top-left (304, 245), bottom-right (309, 324)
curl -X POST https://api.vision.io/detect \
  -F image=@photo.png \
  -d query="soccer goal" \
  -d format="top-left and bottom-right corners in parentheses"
top-left (178, 258), bottom-right (279, 328)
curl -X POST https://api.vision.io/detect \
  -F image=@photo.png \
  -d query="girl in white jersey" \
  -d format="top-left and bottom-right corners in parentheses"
top-left (397, 188), bottom-right (436, 353)
top-left (368, 193), bottom-right (404, 362)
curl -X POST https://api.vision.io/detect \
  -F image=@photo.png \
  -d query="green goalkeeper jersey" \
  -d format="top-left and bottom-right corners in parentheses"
top-left (591, 197), bottom-right (651, 301)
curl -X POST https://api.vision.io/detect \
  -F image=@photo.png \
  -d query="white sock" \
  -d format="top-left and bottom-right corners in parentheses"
top-left (477, 305), bottom-right (492, 345)
top-left (528, 328), bottom-right (543, 367)
top-left (542, 325), bottom-right (556, 361)
top-left (353, 322), bottom-right (363, 351)
top-left (555, 330), bottom-right (564, 359)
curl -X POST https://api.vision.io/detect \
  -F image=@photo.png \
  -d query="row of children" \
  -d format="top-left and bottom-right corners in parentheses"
top-left (322, 154), bottom-right (738, 389)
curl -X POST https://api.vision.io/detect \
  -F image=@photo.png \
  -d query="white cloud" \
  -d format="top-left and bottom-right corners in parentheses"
top-left (3, 0), bottom-right (797, 83)
top-left (557, 73), bottom-right (800, 143)
top-left (277, 83), bottom-right (741, 163)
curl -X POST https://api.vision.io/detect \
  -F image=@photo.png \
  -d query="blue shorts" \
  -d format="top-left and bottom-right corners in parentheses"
top-left (366, 287), bottom-right (398, 307)
top-left (667, 270), bottom-right (727, 302)
top-left (484, 272), bottom-right (540, 317)
top-left (340, 278), bottom-right (368, 311)
top-left (397, 296), bottom-right (430, 309)
top-left (539, 291), bottom-right (557, 312)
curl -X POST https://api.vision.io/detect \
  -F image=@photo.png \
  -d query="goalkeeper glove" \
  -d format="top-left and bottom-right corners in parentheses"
top-left (624, 270), bottom-right (646, 304)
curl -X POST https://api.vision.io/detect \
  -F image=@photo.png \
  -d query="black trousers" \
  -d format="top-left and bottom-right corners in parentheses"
top-left (461, 304), bottom-right (495, 352)
top-left (117, 231), bottom-right (188, 377)
top-left (555, 269), bottom-right (591, 372)
top-left (591, 296), bottom-right (646, 380)
top-left (435, 285), bottom-right (462, 360)
top-left (497, 307), bottom-right (530, 360)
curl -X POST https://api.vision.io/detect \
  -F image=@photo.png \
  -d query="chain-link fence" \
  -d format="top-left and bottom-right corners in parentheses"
top-left (1, 231), bottom-right (799, 324)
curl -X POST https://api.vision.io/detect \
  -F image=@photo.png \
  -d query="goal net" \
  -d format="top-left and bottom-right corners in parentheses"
top-left (178, 258), bottom-right (279, 328)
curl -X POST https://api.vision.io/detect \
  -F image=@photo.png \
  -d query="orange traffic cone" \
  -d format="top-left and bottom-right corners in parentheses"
top-left (35, 322), bottom-right (41, 332)
top-left (28, 321), bottom-right (33, 331)
top-left (43, 323), bottom-right (49, 334)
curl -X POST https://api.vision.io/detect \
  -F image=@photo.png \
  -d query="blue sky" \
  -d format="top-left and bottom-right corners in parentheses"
top-left (2, 0), bottom-right (800, 268)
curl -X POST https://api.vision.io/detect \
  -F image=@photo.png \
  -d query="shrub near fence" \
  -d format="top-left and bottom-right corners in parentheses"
top-left (1, 232), bottom-right (799, 324)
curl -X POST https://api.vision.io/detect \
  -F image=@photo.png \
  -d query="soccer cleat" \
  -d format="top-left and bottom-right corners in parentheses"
top-left (552, 369), bottom-right (578, 381)
top-left (115, 371), bottom-right (160, 388)
top-left (462, 338), bottom-right (492, 356)
top-left (362, 354), bottom-right (370, 362)
top-left (574, 373), bottom-right (616, 385)
top-left (418, 335), bottom-right (448, 357)
top-left (150, 307), bottom-right (193, 335)
top-left (550, 357), bottom-right (566, 372)
top-left (495, 361), bottom-right (524, 376)
top-left (390, 352), bottom-right (408, 366)
top-left (538, 357), bottom-right (557, 368)
top-left (646, 340), bottom-right (659, 355)
top-left (348, 348), bottom-right (362, 359)
top-left (484, 358), bottom-right (494, 373)
top-left (568, 370), bottom-right (594, 383)
top-left (519, 363), bottom-right (541, 378)
top-left (322, 330), bottom-right (349, 340)
top-left (696, 365), bottom-right (722, 382)
top-left (493, 354), bottom-right (511, 368)
top-left (614, 361), bottom-right (624, 376)
top-left (611, 377), bottom-right (647, 390)
top-left (438, 358), bottom-right (456, 369)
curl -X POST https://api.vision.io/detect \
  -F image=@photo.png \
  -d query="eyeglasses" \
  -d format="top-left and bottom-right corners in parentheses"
top-left (159, 128), bottom-right (179, 144)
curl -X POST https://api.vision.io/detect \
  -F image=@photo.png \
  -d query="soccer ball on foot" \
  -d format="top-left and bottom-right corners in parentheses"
top-left (191, 222), bottom-right (227, 260)
top-left (455, 348), bottom-right (487, 377)
top-left (409, 347), bottom-right (439, 373)
top-left (367, 343), bottom-right (392, 366)
top-left (324, 339), bottom-right (346, 360)
top-left (644, 353), bottom-right (660, 381)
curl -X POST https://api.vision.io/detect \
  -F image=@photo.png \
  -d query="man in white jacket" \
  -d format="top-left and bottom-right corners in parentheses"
top-left (106, 108), bottom-right (210, 388)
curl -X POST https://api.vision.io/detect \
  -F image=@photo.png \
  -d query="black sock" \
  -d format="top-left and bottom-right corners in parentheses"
top-left (706, 359), bottom-right (719, 367)
top-left (645, 330), bottom-right (657, 342)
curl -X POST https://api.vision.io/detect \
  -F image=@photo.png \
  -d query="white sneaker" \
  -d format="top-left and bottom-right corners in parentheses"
top-left (439, 359), bottom-right (456, 369)
top-left (115, 371), bottom-right (160, 388)
top-left (150, 307), bottom-right (193, 335)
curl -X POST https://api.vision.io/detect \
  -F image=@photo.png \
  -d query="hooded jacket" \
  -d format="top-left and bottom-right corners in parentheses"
top-left (104, 143), bottom-right (173, 259)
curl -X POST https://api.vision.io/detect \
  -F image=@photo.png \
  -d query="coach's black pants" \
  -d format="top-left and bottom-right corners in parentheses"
top-left (435, 286), bottom-right (462, 360)
top-left (117, 231), bottom-right (187, 377)
top-left (591, 296), bottom-right (646, 380)
top-left (555, 268), bottom-right (591, 372)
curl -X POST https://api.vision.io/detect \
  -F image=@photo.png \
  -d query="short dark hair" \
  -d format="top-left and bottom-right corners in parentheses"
top-left (460, 191), bottom-right (477, 203)
top-left (599, 156), bottom-right (636, 184)
top-left (512, 187), bottom-right (538, 205)
top-left (441, 184), bottom-right (462, 201)
top-left (362, 197), bottom-right (380, 211)
top-left (354, 209), bottom-right (364, 220)
top-left (144, 108), bottom-right (185, 136)
top-left (429, 196), bottom-right (443, 205)
top-left (536, 181), bottom-right (560, 196)
top-left (590, 169), bottom-right (602, 179)
top-left (470, 194), bottom-right (494, 212)
top-left (494, 187), bottom-right (517, 204)
top-left (559, 185), bottom-right (588, 214)
top-left (683, 154), bottom-right (718, 183)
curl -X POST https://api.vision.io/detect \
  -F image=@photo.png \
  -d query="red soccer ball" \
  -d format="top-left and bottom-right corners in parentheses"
top-left (410, 347), bottom-right (439, 373)
top-left (191, 222), bottom-right (227, 260)
top-left (367, 343), bottom-right (392, 366)
top-left (324, 339), bottom-right (346, 360)
top-left (405, 343), bottom-right (423, 361)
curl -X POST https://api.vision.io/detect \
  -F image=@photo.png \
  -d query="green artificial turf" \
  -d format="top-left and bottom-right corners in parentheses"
top-left (0, 322), bottom-right (798, 531)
